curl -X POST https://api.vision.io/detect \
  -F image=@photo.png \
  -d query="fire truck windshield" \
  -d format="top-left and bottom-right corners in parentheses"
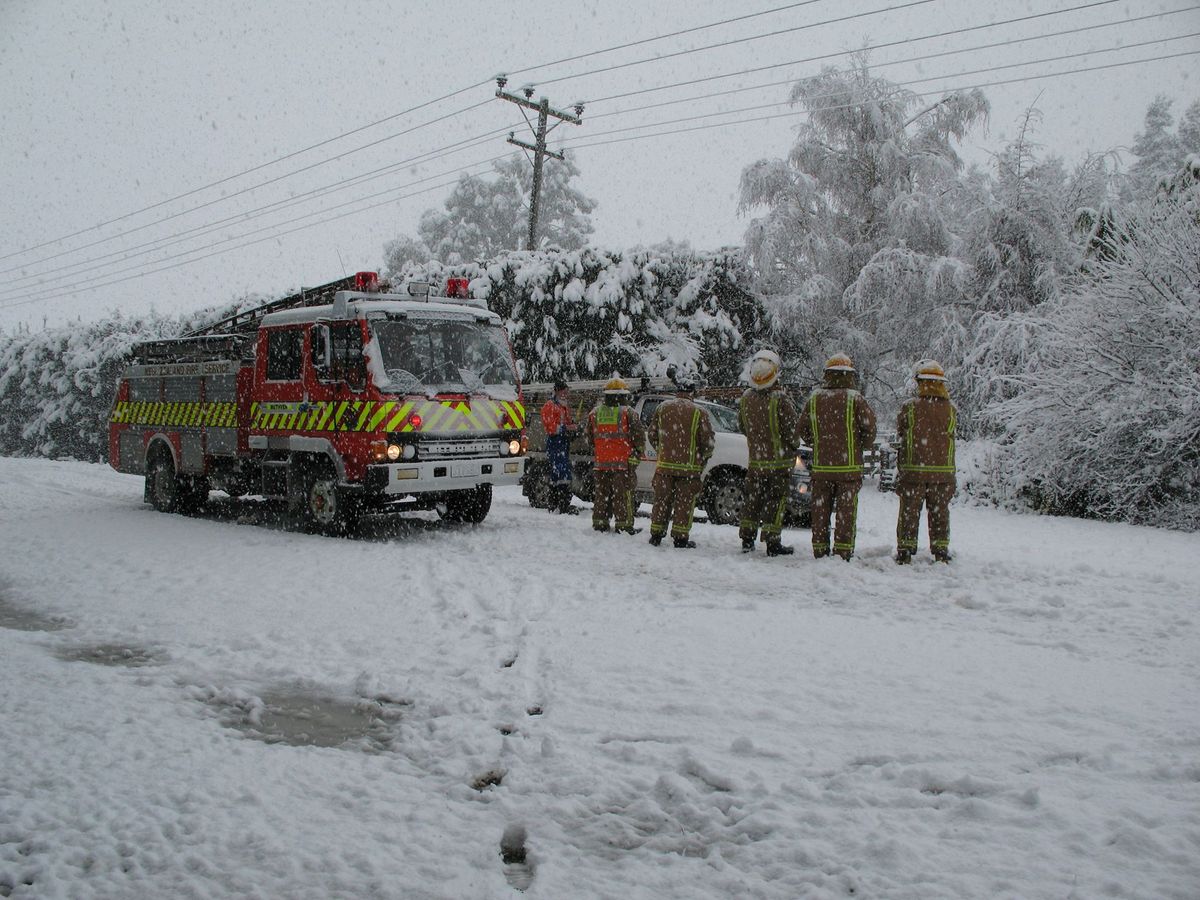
top-left (371, 317), bottom-right (518, 399)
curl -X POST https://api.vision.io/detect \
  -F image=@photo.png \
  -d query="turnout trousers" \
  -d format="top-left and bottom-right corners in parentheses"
top-left (897, 481), bottom-right (955, 557)
top-left (649, 470), bottom-right (703, 540)
top-left (810, 477), bottom-right (862, 559)
top-left (739, 469), bottom-right (790, 543)
top-left (592, 466), bottom-right (637, 530)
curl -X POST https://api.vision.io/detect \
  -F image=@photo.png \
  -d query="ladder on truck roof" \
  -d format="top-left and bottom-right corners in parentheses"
top-left (183, 273), bottom-right (376, 338)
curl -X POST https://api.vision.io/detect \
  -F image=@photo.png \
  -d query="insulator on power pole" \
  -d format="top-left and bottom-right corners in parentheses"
top-left (495, 74), bottom-right (508, 89)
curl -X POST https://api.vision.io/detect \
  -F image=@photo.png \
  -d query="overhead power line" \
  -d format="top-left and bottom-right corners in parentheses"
top-left (584, 0), bottom-right (1185, 108)
top-left (564, 48), bottom-right (1200, 153)
top-left (0, 0), bottom-right (845, 265)
top-left (0, 98), bottom-right (496, 280)
top-left (0, 82), bottom-right (495, 266)
top-left (577, 31), bottom-right (1200, 136)
top-left (533, 0), bottom-right (941, 88)
top-left (505, 0), bottom-right (830, 78)
top-left (0, 124), bottom-right (519, 291)
top-left (7, 41), bottom-right (1196, 312)
top-left (2, 37), bottom-right (1195, 305)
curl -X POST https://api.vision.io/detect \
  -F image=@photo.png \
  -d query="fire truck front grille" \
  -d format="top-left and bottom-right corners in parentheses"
top-left (418, 437), bottom-right (499, 459)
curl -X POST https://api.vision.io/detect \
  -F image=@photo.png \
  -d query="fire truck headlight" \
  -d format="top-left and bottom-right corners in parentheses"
top-left (498, 440), bottom-right (510, 456)
top-left (386, 443), bottom-right (402, 461)
top-left (401, 444), bottom-right (417, 460)
top-left (507, 439), bottom-right (521, 456)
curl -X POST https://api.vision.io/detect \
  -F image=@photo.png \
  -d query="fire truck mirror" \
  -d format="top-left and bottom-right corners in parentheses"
top-left (311, 324), bottom-right (331, 373)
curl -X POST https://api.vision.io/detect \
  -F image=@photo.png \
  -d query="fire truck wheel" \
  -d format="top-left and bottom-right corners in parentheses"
top-left (439, 485), bottom-right (492, 525)
top-left (146, 451), bottom-right (181, 513)
top-left (302, 475), bottom-right (355, 533)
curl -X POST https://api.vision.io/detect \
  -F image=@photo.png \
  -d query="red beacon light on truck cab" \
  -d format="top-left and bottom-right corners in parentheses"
top-left (355, 271), bottom-right (381, 292)
top-left (445, 277), bottom-right (471, 299)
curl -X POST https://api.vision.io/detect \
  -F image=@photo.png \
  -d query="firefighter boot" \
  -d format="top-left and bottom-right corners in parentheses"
top-left (741, 538), bottom-right (756, 553)
top-left (648, 532), bottom-right (664, 547)
top-left (617, 526), bottom-right (643, 535)
top-left (673, 536), bottom-right (697, 549)
top-left (933, 549), bottom-right (953, 564)
top-left (766, 540), bottom-right (794, 557)
top-left (896, 550), bottom-right (912, 565)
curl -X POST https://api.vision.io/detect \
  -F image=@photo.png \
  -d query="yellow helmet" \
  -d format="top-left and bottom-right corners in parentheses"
top-left (824, 352), bottom-right (855, 373)
top-left (749, 349), bottom-right (782, 389)
top-left (603, 377), bottom-right (630, 395)
top-left (914, 359), bottom-right (947, 381)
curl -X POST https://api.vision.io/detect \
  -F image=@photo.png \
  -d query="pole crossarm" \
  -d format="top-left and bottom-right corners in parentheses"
top-left (506, 134), bottom-right (565, 161)
top-left (495, 89), bottom-right (583, 125)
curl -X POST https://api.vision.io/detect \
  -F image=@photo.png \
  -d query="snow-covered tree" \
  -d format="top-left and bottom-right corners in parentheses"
top-left (1179, 99), bottom-right (1200, 156)
top-left (383, 152), bottom-right (596, 275)
top-left (1128, 95), bottom-right (1183, 198)
top-left (950, 108), bottom-right (1099, 430)
top-left (986, 169), bottom-right (1200, 529)
top-left (738, 55), bottom-right (988, 400)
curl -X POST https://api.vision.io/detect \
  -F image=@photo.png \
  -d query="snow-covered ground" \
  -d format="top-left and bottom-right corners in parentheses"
top-left (1, 456), bottom-right (1197, 900)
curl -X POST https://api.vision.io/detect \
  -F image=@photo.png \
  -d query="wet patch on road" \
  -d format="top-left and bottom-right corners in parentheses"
top-left (207, 687), bottom-right (403, 751)
top-left (0, 590), bottom-right (71, 632)
top-left (55, 643), bottom-right (162, 667)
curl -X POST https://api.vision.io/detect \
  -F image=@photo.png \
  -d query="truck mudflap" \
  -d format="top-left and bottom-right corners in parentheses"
top-left (365, 457), bottom-right (525, 494)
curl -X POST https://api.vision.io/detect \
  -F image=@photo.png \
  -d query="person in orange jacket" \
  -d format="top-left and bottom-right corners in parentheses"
top-left (540, 380), bottom-right (579, 514)
top-left (585, 377), bottom-right (647, 534)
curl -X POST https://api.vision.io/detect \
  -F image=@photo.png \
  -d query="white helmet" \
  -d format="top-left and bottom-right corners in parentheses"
top-left (749, 350), bottom-right (782, 389)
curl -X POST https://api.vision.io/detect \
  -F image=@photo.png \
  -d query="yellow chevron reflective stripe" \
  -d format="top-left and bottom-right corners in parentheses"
top-left (109, 401), bottom-right (237, 427)
top-left (116, 396), bottom-right (527, 433)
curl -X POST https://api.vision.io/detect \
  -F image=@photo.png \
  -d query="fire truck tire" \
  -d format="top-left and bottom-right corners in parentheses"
top-left (293, 457), bottom-right (356, 534)
top-left (439, 485), bottom-right (492, 525)
top-left (146, 451), bottom-right (181, 513)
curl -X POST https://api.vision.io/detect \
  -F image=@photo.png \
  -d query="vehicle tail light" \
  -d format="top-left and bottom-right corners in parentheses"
top-left (520, 431), bottom-right (528, 453)
top-left (409, 413), bottom-right (423, 429)
top-left (370, 440), bottom-right (388, 462)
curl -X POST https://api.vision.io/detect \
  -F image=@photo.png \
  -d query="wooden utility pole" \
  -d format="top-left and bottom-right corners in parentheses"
top-left (495, 76), bottom-right (583, 250)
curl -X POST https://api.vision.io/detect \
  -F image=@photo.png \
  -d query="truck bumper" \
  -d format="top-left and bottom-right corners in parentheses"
top-left (366, 457), bottom-right (525, 495)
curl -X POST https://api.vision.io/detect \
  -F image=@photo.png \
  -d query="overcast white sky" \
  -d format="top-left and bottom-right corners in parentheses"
top-left (1, 0), bottom-right (1197, 330)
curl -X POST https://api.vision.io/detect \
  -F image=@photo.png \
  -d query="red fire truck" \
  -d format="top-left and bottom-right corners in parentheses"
top-left (108, 272), bottom-right (526, 530)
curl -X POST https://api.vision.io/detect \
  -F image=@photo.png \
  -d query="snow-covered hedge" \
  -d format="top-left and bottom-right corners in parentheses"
top-left (393, 246), bottom-right (765, 384)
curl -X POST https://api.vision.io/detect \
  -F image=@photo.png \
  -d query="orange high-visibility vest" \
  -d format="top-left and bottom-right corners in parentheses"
top-left (593, 405), bottom-right (635, 469)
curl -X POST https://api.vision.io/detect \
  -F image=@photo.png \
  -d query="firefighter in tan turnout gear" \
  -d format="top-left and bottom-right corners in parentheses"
top-left (895, 359), bottom-right (958, 564)
top-left (738, 350), bottom-right (800, 557)
top-left (648, 378), bottom-right (715, 549)
top-left (798, 353), bottom-right (877, 560)
top-left (585, 378), bottom-right (647, 534)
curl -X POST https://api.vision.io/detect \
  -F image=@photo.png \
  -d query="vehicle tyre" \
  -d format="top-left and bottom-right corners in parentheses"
top-left (295, 458), bottom-right (355, 534)
top-left (146, 449), bottom-right (180, 513)
top-left (704, 471), bottom-right (745, 526)
top-left (439, 484), bottom-right (492, 524)
top-left (524, 462), bottom-right (553, 509)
